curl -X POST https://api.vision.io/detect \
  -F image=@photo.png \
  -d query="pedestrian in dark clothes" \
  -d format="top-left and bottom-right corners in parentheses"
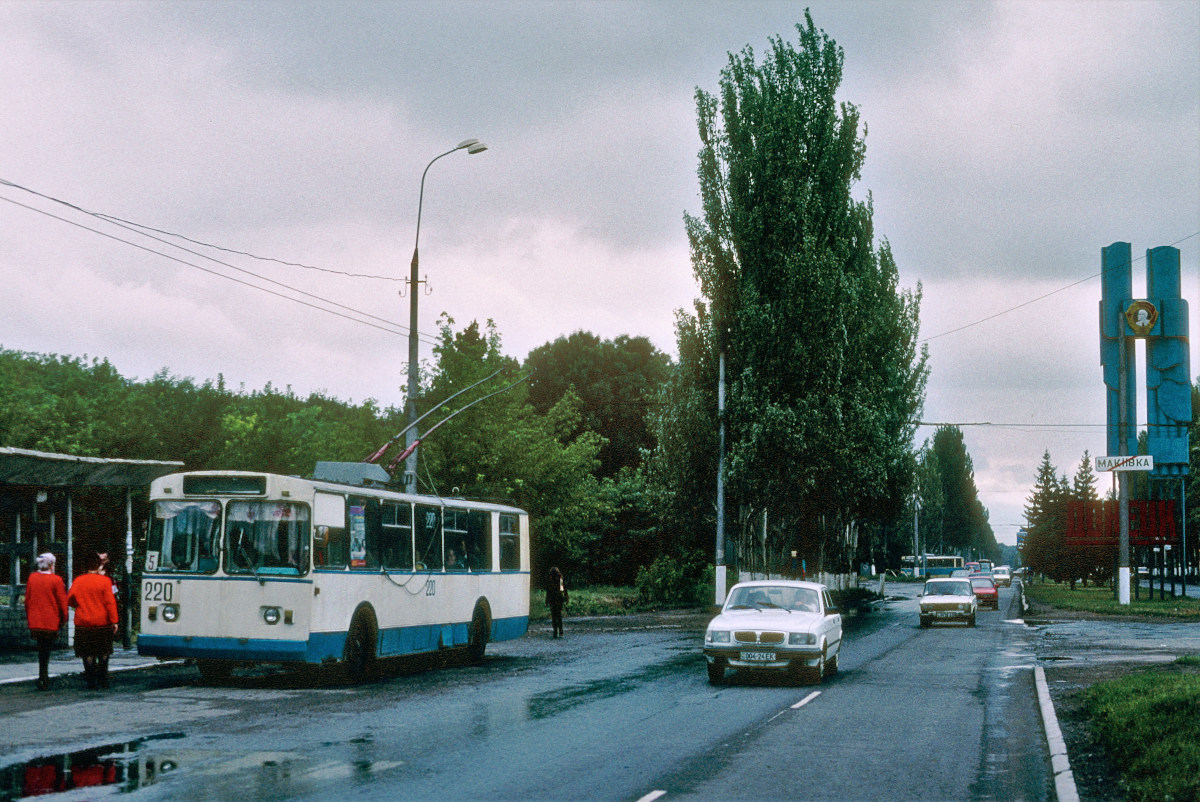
top-left (546, 566), bottom-right (568, 638)
top-left (25, 553), bottom-right (68, 691)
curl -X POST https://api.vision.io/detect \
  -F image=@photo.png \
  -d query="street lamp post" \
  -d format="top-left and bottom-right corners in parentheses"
top-left (404, 138), bottom-right (488, 493)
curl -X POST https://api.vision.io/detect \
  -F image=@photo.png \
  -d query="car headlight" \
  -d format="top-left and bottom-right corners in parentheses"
top-left (789, 632), bottom-right (816, 645)
top-left (262, 606), bottom-right (281, 625)
top-left (161, 604), bottom-right (179, 622)
top-left (707, 630), bottom-right (730, 644)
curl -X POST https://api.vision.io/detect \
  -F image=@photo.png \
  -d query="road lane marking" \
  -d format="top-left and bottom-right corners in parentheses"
top-left (791, 691), bottom-right (821, 709)
top-left (636, 791), bottom-right (667, 802)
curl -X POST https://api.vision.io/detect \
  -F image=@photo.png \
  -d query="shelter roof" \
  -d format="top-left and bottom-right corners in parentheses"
top-left (0, 447), bottom-right (183, 488)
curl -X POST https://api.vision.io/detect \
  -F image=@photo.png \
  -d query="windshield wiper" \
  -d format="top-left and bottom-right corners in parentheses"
top-left (238, 543), bottom-right (265, 586)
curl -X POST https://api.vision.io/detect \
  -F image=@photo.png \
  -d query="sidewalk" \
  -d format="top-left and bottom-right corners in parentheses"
top-left (0, 646), bottom-right (171, 687)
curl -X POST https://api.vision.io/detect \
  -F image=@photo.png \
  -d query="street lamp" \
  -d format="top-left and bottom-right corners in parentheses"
top-left (404, 138), bottom-right (488, 492)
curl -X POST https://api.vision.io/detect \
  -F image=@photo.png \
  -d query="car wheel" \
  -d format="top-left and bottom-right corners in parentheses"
top-left (826, 649), bottom-right (839, 676)
top-left (812, 645), bottom-right (827, 685)
top-left (968, 613), bottom-right (977, 627)
top-left (919, 615), bottom-right (930, 628)
top-left (707, 659), bottom-right (726, 685)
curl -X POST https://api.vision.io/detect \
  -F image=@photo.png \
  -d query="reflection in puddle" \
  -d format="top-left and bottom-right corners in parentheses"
top-left (0, 733), bottom-right (184, 800)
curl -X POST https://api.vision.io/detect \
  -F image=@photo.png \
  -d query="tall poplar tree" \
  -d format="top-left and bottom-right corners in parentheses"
top-left (651, 12), bottom-right (928, 572)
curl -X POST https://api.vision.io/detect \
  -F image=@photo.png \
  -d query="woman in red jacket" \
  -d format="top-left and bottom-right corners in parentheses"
top-left (25, 552), bottom-right (68, 691)
top-left (68, 552), bottom-right (119, 689)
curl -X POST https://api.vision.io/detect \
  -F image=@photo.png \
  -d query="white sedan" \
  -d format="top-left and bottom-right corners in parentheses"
top-left (918, 577), bottom-right (978, 627)
top-left (704, 580), bottom-right (843, 685)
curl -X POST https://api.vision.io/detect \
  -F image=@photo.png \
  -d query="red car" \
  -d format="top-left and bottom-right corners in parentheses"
top-left (969, 575), bottom-right (999, 610)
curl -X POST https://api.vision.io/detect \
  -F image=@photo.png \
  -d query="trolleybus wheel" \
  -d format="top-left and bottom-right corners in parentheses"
top-left (467, 604), bottom-right (490, 664)
top-left (343, 610), bottom-right (377, 683)
top-left (197, 659), bottom-right (233, 682)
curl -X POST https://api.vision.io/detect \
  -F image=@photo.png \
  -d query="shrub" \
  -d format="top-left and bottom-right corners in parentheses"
top-left (636, 552), bottom-right (708, 606)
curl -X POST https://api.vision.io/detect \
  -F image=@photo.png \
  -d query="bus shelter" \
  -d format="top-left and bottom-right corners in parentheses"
top-left (0, 447), bottom-right (183, 649)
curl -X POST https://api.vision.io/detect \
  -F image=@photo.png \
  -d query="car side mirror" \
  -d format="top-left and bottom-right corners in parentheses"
top-left (826, 607), bottom-right (839, 615)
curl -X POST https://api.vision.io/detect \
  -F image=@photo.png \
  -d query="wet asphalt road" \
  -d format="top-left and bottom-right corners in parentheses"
top-left (3, 585), bottom-right (1058, 801)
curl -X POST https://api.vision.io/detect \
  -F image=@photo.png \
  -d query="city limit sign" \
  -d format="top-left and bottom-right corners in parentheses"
top-left (1094, 455), bottom-right (1155, 472)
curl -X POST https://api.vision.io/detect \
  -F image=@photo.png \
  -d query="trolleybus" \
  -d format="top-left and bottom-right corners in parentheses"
top-left (901, 554), bottom-right (964, 578)
top-left (137, 466), bottom-right (529, 681)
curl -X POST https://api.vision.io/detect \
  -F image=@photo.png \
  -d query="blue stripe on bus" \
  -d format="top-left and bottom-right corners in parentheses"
top-left (138, 615), bottom-right (530, 664)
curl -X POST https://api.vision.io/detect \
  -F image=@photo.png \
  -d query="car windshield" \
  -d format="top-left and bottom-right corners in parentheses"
top-left (926, 581), bottom-right (971, 597)
top-left (727, 585), bottom-right (820, 612)
top-left (970, 577), bottom-right (995, 589)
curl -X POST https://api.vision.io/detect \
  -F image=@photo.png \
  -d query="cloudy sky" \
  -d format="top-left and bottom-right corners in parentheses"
top-left (2, 1), bottom-right (1197, 545)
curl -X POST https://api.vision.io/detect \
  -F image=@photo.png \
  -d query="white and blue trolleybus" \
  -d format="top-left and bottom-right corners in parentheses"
top-left (137, 465), bottom-right (529, 681)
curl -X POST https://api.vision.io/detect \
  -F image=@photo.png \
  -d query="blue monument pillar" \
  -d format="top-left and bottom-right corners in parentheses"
top-left (1098, 242), bottom-right (1191, 603)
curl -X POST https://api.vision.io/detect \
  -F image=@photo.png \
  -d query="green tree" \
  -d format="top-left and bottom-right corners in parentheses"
top-left (416, 317), bottom-right (608, 585)
top-left (651, 12), bottom-right (927, 576)
top-left (525, 331), bottom-right (670, 478)
top-left (1024, 450), bottom-right (1073, 583)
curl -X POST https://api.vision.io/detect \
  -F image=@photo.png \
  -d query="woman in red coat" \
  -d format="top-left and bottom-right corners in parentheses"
top-left (68, 552), bottom-right (119, 689)
top-left (25, 552), bottom-right (68, 691)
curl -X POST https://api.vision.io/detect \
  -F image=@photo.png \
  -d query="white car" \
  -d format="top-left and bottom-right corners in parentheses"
top-left (992, 566), bottom-right (1012, 588)
top-left (918, 577), bottom-right (977, 627)
top-left (704, 580), bottom-right (843, 685)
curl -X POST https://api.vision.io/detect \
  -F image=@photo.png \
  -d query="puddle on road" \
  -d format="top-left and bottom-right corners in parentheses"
top-left (0, 732), bottom-right (184, 801)
top-left (525, 652), bottom-right (700, 719)
top-left (1, 734), bottom-right (407, 801)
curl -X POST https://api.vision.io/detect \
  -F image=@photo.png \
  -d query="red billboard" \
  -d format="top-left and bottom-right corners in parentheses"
top-left (1065, 500), bottom-right (1179, 547)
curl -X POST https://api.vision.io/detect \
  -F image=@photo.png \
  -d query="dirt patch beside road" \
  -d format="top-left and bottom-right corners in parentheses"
top-left (1027, 593), bottom-right (1199, 801)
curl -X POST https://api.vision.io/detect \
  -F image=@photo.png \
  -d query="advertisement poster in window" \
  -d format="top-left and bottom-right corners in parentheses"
top-left (349, 505), bottom-right (367, 567)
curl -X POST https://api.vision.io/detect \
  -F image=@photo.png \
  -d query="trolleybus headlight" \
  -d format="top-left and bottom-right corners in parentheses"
top-left (262, 606), bottom-right (282, 625)
top-left (161, 604), bottom-right (179, 622)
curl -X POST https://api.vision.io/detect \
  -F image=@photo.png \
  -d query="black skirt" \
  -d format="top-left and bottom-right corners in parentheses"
top-left (74, 626), bottom-right (113, 659)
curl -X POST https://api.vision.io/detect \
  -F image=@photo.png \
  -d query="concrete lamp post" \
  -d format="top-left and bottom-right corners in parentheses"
top-left (404, 138), bottom-right (488, 492)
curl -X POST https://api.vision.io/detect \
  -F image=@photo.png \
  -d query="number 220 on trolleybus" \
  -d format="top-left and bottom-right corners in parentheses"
top-left (137, 469), bottom-right (530, 681)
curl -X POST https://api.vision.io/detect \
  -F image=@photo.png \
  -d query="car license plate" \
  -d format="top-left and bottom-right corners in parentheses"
top-left (741, 651), bottom-right (776, 662)
top-left (934, 612), bottom-right (956, 618)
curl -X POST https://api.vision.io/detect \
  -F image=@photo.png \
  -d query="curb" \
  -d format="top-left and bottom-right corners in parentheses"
top-left (1034, 664), bottom-right (1080, 802)
top-left (0, 658), bottom-right (182, 687)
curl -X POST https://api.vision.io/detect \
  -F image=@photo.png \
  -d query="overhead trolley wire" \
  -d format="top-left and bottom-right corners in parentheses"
top-left (921, 231), bottom-right (1200, 343)
top-left (0, 192), bottom-right (438, 344)
top-left (0, 177), bottom-right (441, 346)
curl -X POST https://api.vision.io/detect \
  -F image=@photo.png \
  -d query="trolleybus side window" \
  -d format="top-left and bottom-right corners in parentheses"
top-left (499, 513), bottom-right (520, 571)
top-left (381, 501), bottom-right (414, 570)
top-left (348, 496), bottom-right (382, 570)
top-left (148, 501), bottom-right (221, 574)
top-left (226, 501), bottom-right (310, 575)
top-left (415, 504), bottom-right (443, 571)
top-left (443, 508), bottom-right (490, 571)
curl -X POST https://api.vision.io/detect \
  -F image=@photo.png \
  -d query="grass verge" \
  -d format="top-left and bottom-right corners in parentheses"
top-left (1024, 581), bottom-right (1200, 619)
top-left (529, 585), bottom-right (658, 620)
top-left (1081, 657), bottom-right (1200, 801)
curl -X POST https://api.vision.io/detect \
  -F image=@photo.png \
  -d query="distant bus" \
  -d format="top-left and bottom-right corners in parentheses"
top-left (901, 555), bottom-right (964, 578)
top-left (137, 469), bottom-right (529, 681)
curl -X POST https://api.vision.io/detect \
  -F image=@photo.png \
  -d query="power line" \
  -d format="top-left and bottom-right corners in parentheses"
top-left (0, 184), bottom-right (442, 347)
top-left (921, 231), bottom-right (1200, 342)
top-left (0, 193), bottom-right (440, 344)
top-left (0, 176), bottom-right (402, 282)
